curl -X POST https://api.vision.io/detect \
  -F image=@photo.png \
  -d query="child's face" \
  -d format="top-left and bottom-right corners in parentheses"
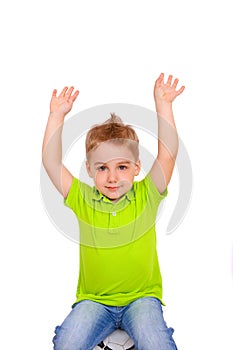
top-left (86, 141), bottom-right (140, 202)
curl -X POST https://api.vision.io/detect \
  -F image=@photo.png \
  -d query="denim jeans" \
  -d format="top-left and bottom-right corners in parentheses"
top-left (53, 297), bottom-right (178, 350)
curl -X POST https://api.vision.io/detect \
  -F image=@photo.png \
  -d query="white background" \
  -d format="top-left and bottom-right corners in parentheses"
top-left (1, 1), bottom-right (233, 349)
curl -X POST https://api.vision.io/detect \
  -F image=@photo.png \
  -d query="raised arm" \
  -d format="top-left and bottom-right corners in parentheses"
top-left (42, 87), bottom-right (79, 198)
top-left (149, 73), bottom-right (185, 194)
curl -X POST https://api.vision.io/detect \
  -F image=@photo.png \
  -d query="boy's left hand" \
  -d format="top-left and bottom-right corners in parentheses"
top-left (154, 73), bottom-right (185, 105)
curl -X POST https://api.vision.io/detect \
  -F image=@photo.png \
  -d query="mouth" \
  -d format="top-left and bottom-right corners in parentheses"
top-left (106, 186), bottom-right (120, 191)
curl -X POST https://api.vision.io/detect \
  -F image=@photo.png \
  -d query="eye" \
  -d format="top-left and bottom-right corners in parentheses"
top-left (119, 165), bottom-right (127, 170)
top-left (97, 165), bottom-right (107, 171)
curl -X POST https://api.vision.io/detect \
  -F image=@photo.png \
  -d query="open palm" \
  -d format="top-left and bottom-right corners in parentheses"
top-left (154, 73), bottom-right (185, 104)
top-left (50, 86), bottom-right (79, 116)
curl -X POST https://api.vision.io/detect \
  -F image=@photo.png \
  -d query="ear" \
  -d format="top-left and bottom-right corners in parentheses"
top-left (86, 160), bottom-right (93, 178)
top-left (134, 160), bottom-right (141, 176)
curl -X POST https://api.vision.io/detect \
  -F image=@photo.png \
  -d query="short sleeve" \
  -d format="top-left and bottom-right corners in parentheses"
top-left (64, 177), bottom-right (94, 217)
top-left (145, 172), bottom-right (168, 204)
top-left (64, 177), bottom-right (80, 212)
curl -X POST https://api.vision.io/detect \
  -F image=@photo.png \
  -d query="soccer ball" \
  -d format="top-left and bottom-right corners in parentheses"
top-left (93, 329), bottom-right (136, 350)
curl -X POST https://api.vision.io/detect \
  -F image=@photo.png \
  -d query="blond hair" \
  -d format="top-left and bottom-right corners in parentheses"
top-left (85, 113), bottom-right (139, 160)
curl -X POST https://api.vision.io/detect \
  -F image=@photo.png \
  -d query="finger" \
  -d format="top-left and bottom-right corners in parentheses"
top-left (58, 86), bottom-right (68, 98)
top-left (154, 73), bottom-right (164, 91)
top-left (67, 86), bottom-right (74, 98)
top-left (172, 78), bottom-right (179, 89)
top-left (166, 75), bottom-right (173, 85)
top-left (52, 89), bottom-right (57, 97)
top-left (71, 89), bottom-right (80, 102)
top-left (176, 85), bottom-right (185, 96)
top-left (156, 72), bottom-right (164, 83)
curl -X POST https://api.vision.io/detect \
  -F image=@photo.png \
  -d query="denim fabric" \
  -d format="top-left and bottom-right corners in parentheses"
top-left (53, 297), bottom-right (178, 350)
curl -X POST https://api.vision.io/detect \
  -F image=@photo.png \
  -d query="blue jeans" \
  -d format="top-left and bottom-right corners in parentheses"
top-left (53, 297), bottom-right (178, 350)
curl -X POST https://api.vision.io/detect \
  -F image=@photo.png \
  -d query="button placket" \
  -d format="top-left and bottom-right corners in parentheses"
top-left (109, 209), bottom-right (118, 234)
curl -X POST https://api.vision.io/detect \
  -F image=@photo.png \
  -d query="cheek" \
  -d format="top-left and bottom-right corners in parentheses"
top-left (119, 171), bottom-right (134, 183)
top-left (93, 171), bottom-right (105, 184)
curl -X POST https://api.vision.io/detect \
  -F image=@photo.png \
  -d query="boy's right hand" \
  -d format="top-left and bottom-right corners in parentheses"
top-left (43, 86), bottom-right (79, 198)
top-left (50, 86), bottom-right (79, 118)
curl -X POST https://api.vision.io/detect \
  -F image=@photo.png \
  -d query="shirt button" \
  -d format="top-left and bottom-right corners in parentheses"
top-left (112, 211), bottom-right (117, 216)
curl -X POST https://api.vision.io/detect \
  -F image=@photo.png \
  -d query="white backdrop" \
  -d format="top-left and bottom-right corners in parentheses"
top-left (1, 1), bottom-right (232, 349)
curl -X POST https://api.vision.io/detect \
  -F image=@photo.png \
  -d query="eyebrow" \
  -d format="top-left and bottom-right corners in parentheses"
top-left (94, 160), bottom-right (132, 166)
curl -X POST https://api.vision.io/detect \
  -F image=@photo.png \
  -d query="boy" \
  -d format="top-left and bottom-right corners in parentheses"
top-left (42, 73), bottom-right (185, 350)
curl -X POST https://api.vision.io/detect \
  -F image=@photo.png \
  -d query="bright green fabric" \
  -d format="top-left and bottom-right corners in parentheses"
top-left (65, 173), bottom-right (167, 306)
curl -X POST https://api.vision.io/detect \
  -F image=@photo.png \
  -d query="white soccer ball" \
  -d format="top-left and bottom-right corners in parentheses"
top-left (93, 329), bottom-right (135, 350)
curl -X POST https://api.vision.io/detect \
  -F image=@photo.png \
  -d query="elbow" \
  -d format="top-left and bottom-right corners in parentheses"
top-left (169, 136), bottom-right (179, 160)
top-left (42, 151), bottom-right (50, 171)
top-left (42, 153), bottom-right (62, 176)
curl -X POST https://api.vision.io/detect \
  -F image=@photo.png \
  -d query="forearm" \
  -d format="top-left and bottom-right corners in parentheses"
top-left (156, 103), bottom-right (179, 161)
top-left (149, 105), bottom-right (179, 193)
top-left (42, 112), bottom-right (65, 170)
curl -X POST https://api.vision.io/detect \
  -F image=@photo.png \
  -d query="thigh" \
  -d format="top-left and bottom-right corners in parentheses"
top-left (121, 297), bottom-right (178, 350)
top-left (53, 300), bottom-right (116, 350)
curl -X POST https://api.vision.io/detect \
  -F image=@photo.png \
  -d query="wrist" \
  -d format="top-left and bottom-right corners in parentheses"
top-left (155, 101), bottom-right (173, 119)
top-left (49, 111), bottom-right (66, 122)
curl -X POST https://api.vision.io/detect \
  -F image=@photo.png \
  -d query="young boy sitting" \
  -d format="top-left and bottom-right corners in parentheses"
top-left (42, 73), bottom-right (185, 350)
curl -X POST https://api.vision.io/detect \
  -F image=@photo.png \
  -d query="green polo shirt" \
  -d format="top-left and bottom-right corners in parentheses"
top-left (65, 173), bottom-right (167, 306)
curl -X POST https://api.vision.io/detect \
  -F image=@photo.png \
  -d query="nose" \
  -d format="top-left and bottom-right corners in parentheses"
top-left (107, 169), bottom-right (117, 183)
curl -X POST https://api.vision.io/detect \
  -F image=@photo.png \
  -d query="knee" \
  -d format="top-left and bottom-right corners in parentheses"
top-left (53, 326), bottom-right (62, 350)
top-left (135, 327), bottom-right (178, 350)
top-left (53, 326), bottom-right (67, 350)
top-left (53, 325), bottom-right (84, 350)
